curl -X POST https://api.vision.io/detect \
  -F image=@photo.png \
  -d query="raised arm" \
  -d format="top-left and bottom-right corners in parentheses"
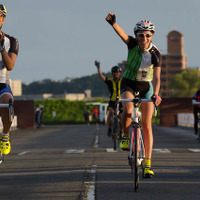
top-left (0, 31), bottom-right (18, 71)
top-left (105, 12), bottom-right (130, 44)
top-left (94, 60), bottom-right (106, 82)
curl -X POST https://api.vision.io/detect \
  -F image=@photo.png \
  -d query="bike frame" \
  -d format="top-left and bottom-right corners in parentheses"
top-left (129, 102), bottom-right (145, 166)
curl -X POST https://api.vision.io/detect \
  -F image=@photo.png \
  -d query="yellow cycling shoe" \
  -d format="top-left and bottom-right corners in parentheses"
top-left (120, 133), bottom-right (130, 150)
top-left (0, 136), bottom-right (11, 155)
top-left (143, 167), bottom-right (154, 178)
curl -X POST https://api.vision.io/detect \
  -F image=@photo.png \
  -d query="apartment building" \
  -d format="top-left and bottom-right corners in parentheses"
top-left (160, 30), bottom-right (187, 97)
top-left (10, 80), bottom-right (22, 96)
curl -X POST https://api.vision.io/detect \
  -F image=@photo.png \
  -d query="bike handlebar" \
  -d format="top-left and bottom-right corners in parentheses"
top-left (119, 98), bottom-right (157, 116)
top-left (0, 104), bottom-right (9, 107)
top-left (192, 100), bottom-right (200, 105)
top-left (119, 98), bottom-right (154, 103)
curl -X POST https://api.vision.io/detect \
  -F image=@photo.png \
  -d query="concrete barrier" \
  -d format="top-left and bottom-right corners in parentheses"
top-left (14, 100), bottom-right (35, 129)
top-left (177, 113), bottom-right (194, 127)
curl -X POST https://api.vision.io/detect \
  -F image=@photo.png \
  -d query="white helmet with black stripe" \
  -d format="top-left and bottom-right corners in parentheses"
top-left (134, 20), bottom-right (155, 34)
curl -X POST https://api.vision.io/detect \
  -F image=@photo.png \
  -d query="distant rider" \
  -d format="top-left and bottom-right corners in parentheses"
top-left (192, 87), bottom-right (200, 140)
top-left (95, 60), bottom-right (123, 136)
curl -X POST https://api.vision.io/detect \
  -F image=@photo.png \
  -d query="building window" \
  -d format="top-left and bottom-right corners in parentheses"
top-left (167, 55), bottom-right (182, 60)
top-left (168, 63), bottom-right (182, 67)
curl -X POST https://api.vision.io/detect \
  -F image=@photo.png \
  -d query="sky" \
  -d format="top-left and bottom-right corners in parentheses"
top-left (1, 0), bottom-right (200, 83)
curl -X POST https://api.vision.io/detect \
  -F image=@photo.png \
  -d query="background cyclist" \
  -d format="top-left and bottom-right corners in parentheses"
top-left (106, 12), bottom-right (162, 178)
top-left (0, 4), bottom-right (19, 155)
top-left (95, 60), bottom-right (123, 136)
top-left (192, 86), bottom-right (200, 140)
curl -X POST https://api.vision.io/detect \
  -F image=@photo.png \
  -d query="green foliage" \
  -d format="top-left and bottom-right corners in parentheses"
top-left (169, 69), bottom-right (200, 97)
top-left (152, 106), bottom-right (160, 124)
top-left (35, 99), bottom-right (159, 125)
top-left (23, 73), bottom-right (112, 97)
top-left (35, 99), bottom-right (108, 124)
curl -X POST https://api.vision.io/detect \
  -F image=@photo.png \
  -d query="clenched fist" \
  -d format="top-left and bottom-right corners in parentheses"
top-left (105, 12), bottom-right (116, 26)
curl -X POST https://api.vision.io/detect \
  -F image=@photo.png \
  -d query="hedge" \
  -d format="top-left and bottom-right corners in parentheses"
top-left (34, 99), bottom-right (160, 125)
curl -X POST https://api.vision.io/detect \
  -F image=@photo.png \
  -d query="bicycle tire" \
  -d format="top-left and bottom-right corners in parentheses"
top-left (113, 116), bottom-right (118, 150)
top-left (129, 124), bottom-right (139, 191)
top-left (134, 125), bottom-right (139, 191)
top-left (198, 115), bottom-right (200, 142)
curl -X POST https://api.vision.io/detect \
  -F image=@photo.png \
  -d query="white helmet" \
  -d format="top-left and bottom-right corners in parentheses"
top-left (134, 20), bottom-right (155, 34)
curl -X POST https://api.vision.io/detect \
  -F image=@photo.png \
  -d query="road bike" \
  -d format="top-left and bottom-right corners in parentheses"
top-left (192, 100), bottom-right (200, 141)
top-left (197, 112), bottom-right (200, 142)
top-left (119, 94), bottom-right (157, 192)
top-left (112, 96), bottom-right (121, 151)
top-left (0, 99), bottom-right (13, 163)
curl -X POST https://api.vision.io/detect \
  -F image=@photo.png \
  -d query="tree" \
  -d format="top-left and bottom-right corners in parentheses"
top-left (169, 69), bottom-right (200, 97)
top-left (22, 72), bottom-right (112, 97)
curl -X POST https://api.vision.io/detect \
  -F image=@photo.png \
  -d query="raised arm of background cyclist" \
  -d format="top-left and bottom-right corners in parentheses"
top-left (105, 12), bottom-right (130, 44)
top-left (94, 60), bottom-right (106, 82)
top-left (0, 31), bottom-right (17, 71)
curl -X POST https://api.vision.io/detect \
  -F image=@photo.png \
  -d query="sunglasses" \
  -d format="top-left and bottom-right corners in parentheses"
top-left (112, 70), bottom-right (120, 73)
top-left (137, 33), bottom-right (153, 38)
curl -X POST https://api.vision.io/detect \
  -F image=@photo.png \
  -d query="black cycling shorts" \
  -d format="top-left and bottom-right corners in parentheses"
top-left (121, 78), bottom-right (153, 99)
top-left (108, 100), bottom-right (123, 113)
top-left (0, 83), bottom-right (13, 97)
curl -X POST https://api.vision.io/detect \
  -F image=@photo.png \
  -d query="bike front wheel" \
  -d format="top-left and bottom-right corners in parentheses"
top-left (129, 124), bottom-right (139, 191)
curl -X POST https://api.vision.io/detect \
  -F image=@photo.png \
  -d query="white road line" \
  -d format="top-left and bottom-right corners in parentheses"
top-left (64, 149), bottom-right (85, 154)
top-left (153, 148), bottom-right (171, 153)
top-left (188, 148), bottom-right (200, 153)
top-left (93, 135), bottom-right (99, 148)
top-left (106, 148), bottom-right (118, 153)
top-left (0, 169), bottom-right (86, 177)
top-left (18, 151), bottom-right (30, 156)
top-left (83, 165), bottom-right (96, 200)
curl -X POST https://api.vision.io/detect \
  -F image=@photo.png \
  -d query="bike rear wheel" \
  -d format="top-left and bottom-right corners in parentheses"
top-left (113, 116), bottom-right (119, 150)
top-left (198, 114), bottom-right (200, 142)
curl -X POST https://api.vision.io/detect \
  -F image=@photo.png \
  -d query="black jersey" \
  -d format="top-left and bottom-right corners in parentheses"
top-left (0, 34), bottom-right (19, 83)
top-left (104, 77), bottom-right (122, 101)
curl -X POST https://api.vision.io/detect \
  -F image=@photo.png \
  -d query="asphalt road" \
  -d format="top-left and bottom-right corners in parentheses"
top-left (0, 124), bottom-right (200, 200)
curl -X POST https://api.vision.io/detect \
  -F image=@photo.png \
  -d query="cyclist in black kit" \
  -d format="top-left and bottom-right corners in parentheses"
top-left (0, 4), bottom-right (19, 155)
top-left (192, 87), bottom-right (200, 140)
top-left (95, 60), bottom-right (123, 136)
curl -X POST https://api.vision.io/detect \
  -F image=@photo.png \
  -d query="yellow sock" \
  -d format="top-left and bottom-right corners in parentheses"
top-left (145, 159), bottom-right (151, 167)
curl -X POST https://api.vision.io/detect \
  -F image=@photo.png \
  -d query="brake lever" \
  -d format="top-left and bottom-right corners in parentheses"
top-left (151, 95), bottom-right (157, 116)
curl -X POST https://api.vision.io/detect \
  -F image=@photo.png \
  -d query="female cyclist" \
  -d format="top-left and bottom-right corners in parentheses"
top-left (106, 12), bottom-right (162, 178)
top-left (0, 4), bottom-right (19, 155)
